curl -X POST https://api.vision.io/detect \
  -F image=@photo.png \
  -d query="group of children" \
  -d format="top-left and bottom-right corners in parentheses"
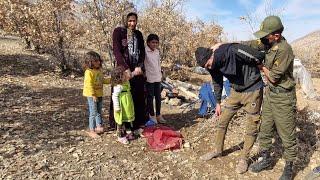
top-left (82, 34), bottom-right (164, 144)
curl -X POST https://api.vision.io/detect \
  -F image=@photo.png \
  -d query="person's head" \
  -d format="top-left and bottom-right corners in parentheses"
top-left (147, 34), bottom-right (159, 51)
top-left (126, 12), bottom-right (138, 30)
top-left (111, 66), bottom-right (130, 85)
top-left (254, 16), bottom-right (284, 46)
top-left (83, 51), bottom-right (103, 70)
top-left (195, 47), bottom-right (214, 69)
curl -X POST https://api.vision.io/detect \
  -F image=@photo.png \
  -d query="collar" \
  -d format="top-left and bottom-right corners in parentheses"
top-left (146, 46), bottom-right (157, 52)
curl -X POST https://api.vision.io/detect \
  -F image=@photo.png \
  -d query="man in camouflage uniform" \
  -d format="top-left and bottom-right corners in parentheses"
top-left (244, 16), bottom-right (296, 180)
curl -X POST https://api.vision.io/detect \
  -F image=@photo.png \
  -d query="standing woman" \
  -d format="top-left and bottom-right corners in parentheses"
top-left (110, 12), bottom-right (147, 132)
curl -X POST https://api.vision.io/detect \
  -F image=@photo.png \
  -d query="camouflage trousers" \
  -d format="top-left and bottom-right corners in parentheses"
top-left (258, 87), bottom-right (297, 161)
top-left (214, 88), bottom-right (263, 159)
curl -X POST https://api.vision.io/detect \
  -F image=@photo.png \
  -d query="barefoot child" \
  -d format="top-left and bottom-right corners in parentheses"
top-left (111, 66), bottom-right (135, 144)
top-left (83, 51), bottom-right (110, 138)
top-left (144, 34), bottom-right (166, 123)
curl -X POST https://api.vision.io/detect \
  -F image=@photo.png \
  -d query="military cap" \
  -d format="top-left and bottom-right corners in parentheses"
top-left (254, 16), bottom-right (284, 38)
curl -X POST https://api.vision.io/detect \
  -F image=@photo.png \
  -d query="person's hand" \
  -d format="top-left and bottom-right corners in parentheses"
top-left (257, 64), bottom-right (264, 71)
top-left (125, 69), bottom-right (131, 75)
top-left (124, 69), bottom-right (132, 78)
top-left (133, 67), bottom-right (142, 76)
top-left (93, 96), bottom-right (97, 102)
top-left (215, 103), bottom-right (221, 117)
top-left (211, 43), bottom-right (223, 51)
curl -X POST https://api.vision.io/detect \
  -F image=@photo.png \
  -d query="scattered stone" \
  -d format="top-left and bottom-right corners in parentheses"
top-left (183, 142), bottom-right (191, 148)
top-left (67, 147), bottom-right (76, 153)
top-left (168, 98), bottom-right (182, 106)
top-left (89, 171), bottom-right (95, 177)
top-left (72, 153), bottom-right (80, 162)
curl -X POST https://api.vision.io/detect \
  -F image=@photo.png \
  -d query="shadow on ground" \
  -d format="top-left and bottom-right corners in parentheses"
top-left (0, 54), bottom-right (55, 77)
top-left (0, 83), bottom-right (89, 158)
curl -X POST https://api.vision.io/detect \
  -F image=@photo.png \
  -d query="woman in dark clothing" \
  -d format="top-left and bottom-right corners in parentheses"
top-left (109, 12), bottom-right (148, 131)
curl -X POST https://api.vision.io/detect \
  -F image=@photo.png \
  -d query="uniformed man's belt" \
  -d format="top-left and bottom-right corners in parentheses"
top-left (269, 86), bottom-right (292, 93)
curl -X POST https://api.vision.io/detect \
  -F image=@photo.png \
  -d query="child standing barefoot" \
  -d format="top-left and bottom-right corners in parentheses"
top-left (83, 51), bottom-right (110, 138)
top-left (111, 66), bottom-right (135, 144)
top-left (144, 34), bottom-right (166, 123)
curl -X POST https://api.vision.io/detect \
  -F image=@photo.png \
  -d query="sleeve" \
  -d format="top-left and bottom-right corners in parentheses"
top-left (269, 48), bottom-right (293, 83)
top-left (235, 44), bottom-right (265, 65)
top-left (84, 70), bottom-right (95, 96)
top-left (241, 40), bottom-right (266, 51)
top-left (112, 27), bottom-right (129, 70)
top-left (209, 69), bottom-right (223, 104)
top-left (112, 85), bottom-right (122, 111)
top-left (103, 77), bottom-right (111, 84)
top-left (137, 31), bottom-right (146, 72)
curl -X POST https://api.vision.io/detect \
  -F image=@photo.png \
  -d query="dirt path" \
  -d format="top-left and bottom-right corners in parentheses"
top-left (0, 37), bottom-right (319, 179)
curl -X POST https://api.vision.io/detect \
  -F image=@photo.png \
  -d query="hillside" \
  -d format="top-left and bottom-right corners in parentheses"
top-left (292, 30), bottom-right (320, 76)
top-left (0, 36), bottom-right (320, 179)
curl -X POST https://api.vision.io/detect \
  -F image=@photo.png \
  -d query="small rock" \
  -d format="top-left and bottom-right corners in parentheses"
top-left (229, 162), bottom-right (233, 168)
top-left (72, 153), bottom-right (80, 161)
top-left (75, 149), bottom-right (83, 155)
top-left (168, 98), bottom-right (182, 106)
top-left (183, 142), bottom-right (191, 148)
top-left (89, 171), bottom-right (95, 177)
top-left (158, 172), bottom-right (165, 178)
top-left (164, 97), bottom-right (170, 104)
top-left (35, 159), bottom-right (49, 171)
top-left (67, 147), bottom-right (76, 153)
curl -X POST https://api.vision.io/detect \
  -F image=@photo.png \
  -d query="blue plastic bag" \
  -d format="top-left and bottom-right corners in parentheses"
top-left (145, 118), bottom-right (157, 127)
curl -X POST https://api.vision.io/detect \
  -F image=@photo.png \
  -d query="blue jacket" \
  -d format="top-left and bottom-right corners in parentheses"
top-left (198, 83), bottom-right (216, 116)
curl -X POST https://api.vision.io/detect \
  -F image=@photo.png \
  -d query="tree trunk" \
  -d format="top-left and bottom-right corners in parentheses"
top-left (53, 10), bottom-right (68, 73)
top-left (24, 37), bottom-right (31, 49)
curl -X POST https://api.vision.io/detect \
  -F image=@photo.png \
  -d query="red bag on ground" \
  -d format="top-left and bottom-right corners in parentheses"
top-left (142, 126), bottom-right (183, 151)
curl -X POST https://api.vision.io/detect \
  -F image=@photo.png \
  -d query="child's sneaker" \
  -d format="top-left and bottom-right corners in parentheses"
top-left (95, 126), bottom-right (104, 134)
top-left (118, 137), bottom-right (129, 144)
top-left (126, 133), bottom-right (135, 140)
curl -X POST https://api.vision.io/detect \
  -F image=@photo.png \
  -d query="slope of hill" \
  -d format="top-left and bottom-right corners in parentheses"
top-left (1, 36), bottom-right (320, 179)
top-left (292, 30), bottom-right (320, 76)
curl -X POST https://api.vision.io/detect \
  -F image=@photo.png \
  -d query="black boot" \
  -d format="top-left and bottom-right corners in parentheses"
top-left (249, 150), bottom-right (272, 173)
top-left (279, 161), bottom-right (293, 180)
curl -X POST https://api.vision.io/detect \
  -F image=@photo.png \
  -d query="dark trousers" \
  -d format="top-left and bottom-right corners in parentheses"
top-left (146, 82), bottom-right (162, 116)
top-left (130, 75), bottom-right (148, 129)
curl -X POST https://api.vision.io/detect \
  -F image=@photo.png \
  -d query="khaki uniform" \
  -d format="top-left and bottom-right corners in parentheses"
top-left (246, 37), bottom-right (297, 161)
top-left (215, 88), bottom-right (263, 159)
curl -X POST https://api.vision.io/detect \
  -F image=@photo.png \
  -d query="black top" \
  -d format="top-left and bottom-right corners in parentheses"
top-left (208, 43), bottom-right (264, 103)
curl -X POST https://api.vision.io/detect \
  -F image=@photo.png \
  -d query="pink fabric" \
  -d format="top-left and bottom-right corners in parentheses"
top-left (144, 46), bottom-right (162, 83)
top-left (142, 126), bottom-right (183, 151)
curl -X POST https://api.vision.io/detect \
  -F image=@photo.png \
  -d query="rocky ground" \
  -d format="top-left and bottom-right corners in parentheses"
top-left (0, 36), bottom-right (319, 179)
